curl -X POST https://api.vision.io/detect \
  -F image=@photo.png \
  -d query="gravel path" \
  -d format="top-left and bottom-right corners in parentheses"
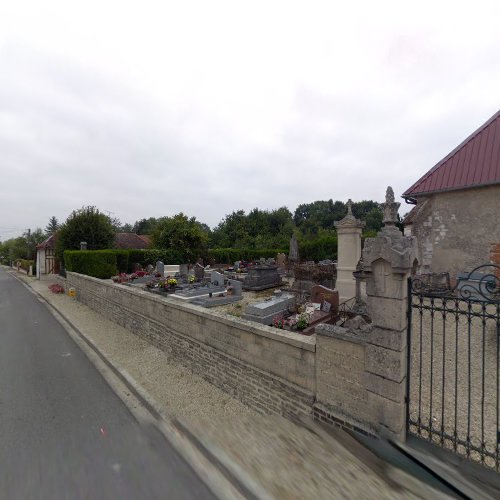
top-left (11, 270), bottom-right (454, 499)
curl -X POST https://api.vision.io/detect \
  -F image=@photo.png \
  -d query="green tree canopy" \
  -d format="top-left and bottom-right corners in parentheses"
top-left (210, 207), bottom-right (294, 249)
top-left (56, 206), bottom-right (116, 258)
top-left (152, 213), bottom-right (209, 263)
top-left (45, 216), bottom-right (60, 236)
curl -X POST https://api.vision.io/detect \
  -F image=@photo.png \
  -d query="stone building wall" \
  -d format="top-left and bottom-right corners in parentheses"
top-left (65, 272), bottom-right (316, 419)
top-left (407, 184), bottom-right (500, 276)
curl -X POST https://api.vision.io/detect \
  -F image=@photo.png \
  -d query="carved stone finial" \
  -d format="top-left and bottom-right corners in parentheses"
top-left (386, 186), bottom-right (395, 204)
top-left (380, 185), bottom-right (400, 226)
top-left (346, 199), bottom-right (353, 215)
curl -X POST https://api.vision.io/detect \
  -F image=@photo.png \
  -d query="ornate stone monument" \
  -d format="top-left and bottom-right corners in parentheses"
top-left (334, 199), bottom-right (365, 301)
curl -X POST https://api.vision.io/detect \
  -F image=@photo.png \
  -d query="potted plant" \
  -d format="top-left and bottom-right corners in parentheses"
top-left (167, 278), bottom-right (177, 289)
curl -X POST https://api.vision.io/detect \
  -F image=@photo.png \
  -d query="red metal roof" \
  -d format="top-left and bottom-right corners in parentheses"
top-left (403, 110), bottom-right (500, 198)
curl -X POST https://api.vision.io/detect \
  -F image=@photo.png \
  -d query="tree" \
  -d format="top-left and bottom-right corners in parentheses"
top-left (132, 217), bottom-right (161, 235)
top-left (56, 206), bottom-right (116, 258)
top-left (45, 216), bottom-right (60, 236)
top-left (152, 213), bottom-right (209, 263)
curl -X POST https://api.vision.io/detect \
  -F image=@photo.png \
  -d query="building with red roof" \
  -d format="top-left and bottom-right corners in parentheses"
top-left (402, 110), bottom-right (500, 276)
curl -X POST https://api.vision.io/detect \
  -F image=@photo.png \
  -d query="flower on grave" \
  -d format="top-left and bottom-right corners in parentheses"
top-left (167, 278), bottom-right (177, 286)
top-left (189, 275), bottom-right (195, 283)
top-left (273, 315), bottom-right (284, 329)
top-left (129, 273), bottom-right (138, 280)
top-left (296, 313), bottom-right (309, 330)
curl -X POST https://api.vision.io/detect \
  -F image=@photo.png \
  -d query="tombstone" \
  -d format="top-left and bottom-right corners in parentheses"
top-left (242, 293), bottom-right (296, 325)
top-left (211, 270), bottom-right (225, 287)
top-left (243, 266), bottom-right (283, 291)
top-left (259, 257), bottom-right (266, 265)
top-left (80, 241), bottom-right (87, 251)
top-left (146, 264), bottom-right (154, 273)
top-left (227, 279), bottom-right (242, 296)
top-left (155, 261), bottom-right (164, 277)
top-left (310, 285), bottom-right (339, 316)
top-left (234, 261), bottom-right (241, 270)
top-left (194, 263), bottom-right (205, 282)
top-left (179, 264), bottom-right (188, 277)
top-left (289, 234), bottom-right (299, 262)
top-left (276, 253), bottom-right (287, 270)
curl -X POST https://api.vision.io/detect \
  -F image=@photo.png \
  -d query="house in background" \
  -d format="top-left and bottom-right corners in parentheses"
top-left (36, 233), bottom-right (152, 278)
top-left (114, 233), bottom-right (151, 250)
top-left (36, 234), bottom-right (59, 278)
top-left (402, 110), bottom-right (500, 277)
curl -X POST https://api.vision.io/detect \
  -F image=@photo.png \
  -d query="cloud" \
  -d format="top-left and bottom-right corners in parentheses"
top-left (1, 1), bottom-right (500, 240)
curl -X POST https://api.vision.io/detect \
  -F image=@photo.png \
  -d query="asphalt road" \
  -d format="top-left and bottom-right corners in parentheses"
top-left (0, 269), bottom-right (216, 500)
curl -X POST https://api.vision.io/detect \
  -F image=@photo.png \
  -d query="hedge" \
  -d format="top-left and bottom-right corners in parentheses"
top-left (298, 236), bottom-right (337, 262)
top-left (126, 249), bottom-right (184, 272)
top-left (207, 248), bottom-right (287, 264)
top-left (64, 250), bottom-right (118, 279)
top-left (18, 259), bottom-right (36, 274)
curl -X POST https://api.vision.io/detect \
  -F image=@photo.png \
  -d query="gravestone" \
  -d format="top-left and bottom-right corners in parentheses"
top-left (234, 261), bottom-right (241, 270)
top-left (156, 261), bottom-right (164, 277)
top-left (242, 293), bottom-right (296, 325)
top-left (194, 263), bottom-right (205, 282)
top-left (243, 266), bottom-right (283, 291)
top-left (211, 270), bottom-right (225, 287)
top-left (310, 285), bottom-right (339, 316)
top-left (227, 279), bottom-right (242, 296)
top-left (179, 264), bottom-right (188, 277)
top-left (289, 234), bottom-right (299, 262)
top-left (146, 264), bottom-right (154, 273)
top-left (276, 253), bottom-right (287, 270)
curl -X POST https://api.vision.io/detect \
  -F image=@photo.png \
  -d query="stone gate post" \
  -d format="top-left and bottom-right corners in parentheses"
top-left (315, 187), bottom-right (418, 441)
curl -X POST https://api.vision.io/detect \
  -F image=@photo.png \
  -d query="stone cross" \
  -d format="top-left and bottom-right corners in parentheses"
top-left (346, 199), bottom-right (353, 216)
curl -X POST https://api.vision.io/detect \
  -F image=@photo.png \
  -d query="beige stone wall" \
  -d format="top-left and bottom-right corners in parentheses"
top-left (410, 184), bottom-right (500, 276)
top-left (65, 272), bottom-right (316, 419)
top-left (315, 332), bottom-right (372, 433)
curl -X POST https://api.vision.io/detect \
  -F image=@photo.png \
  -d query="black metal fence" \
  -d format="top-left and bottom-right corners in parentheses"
top-left (407, 264), bottom-right (500, 469)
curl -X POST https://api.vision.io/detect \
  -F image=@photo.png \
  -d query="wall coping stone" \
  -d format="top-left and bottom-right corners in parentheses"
top-left (68, 272), bottom-right (316, 352)
top-left (315, 323), bottom-right (368, 345)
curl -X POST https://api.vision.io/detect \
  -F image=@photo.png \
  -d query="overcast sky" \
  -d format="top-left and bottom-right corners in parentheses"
top-left (1, 1), bottom-right (499, 240)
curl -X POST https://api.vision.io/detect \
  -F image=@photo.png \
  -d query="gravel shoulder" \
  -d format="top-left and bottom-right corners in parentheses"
top-left (11, 269), bottom-right (454, 499)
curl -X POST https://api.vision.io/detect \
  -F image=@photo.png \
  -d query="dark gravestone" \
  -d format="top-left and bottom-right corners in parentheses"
top-left (243, 266), bottom-right (283, 291)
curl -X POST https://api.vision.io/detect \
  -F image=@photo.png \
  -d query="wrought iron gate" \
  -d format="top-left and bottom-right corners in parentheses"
top-left (407, 264), bottom-right (500, 470)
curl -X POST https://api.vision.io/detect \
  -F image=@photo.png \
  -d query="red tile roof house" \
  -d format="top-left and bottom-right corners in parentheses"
top-left (114, 233), bottom-right (151, 250)
top-left (36, 233), bottom-right (151, 277)
top-left (402, 110), bottom-right (500, 277)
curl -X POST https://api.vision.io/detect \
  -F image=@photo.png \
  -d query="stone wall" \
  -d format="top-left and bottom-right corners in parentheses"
top-left (65, 272), bottom-right (315, 419)
top-left (407, 184), bottom-right (500, 276)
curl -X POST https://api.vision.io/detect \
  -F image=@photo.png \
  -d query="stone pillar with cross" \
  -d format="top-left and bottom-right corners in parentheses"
top-left (334, 199), bottom-right (365, 301)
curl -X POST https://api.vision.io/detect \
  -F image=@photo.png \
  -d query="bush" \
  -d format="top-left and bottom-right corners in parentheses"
top-left (114, 250), bottom-right (129, 273)
top-left (126, 249), bottom-right (184, 272)
top-left (64, 250), bottom-right (118, 279)
top-left (298, 236), bottom-right (337, 262)
top-left (18, 259), bottom-right (36, 274)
